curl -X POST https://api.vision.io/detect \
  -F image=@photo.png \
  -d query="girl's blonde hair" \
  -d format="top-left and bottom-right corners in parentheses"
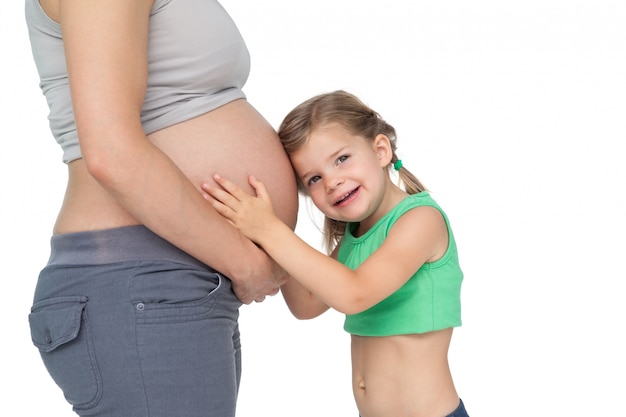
top-left (278, 90), bottom-right (426, 252)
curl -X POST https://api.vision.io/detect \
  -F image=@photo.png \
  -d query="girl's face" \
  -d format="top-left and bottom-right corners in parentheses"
top-left (290, 124), bottom-right (394, 228)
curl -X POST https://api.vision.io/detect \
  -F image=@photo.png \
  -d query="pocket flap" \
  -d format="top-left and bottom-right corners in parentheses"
top-left (29, 296), bottom-right (88, 352)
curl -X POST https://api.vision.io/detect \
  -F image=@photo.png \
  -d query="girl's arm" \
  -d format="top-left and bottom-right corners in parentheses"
top-left (204, 175), bottom-right (448, 315)
top-left (60, 0), bottom-right (282, 304)
top-left (280, 277), bottom-right (330, 320)
top-left (280, 242), bottom-right (340, 319)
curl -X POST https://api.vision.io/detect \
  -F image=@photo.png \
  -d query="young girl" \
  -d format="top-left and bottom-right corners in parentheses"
top-left (203, 90), bottom-right (468, 417)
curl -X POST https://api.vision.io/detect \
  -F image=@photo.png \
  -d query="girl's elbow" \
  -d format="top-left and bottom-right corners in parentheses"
top-left (336, 305), bottom-right (361, 315)
top-left (334, 296), bottom-right (371, 315)
top-left (285, 300), bottom-right (328, 320)
top-left (290, 309), bottom-right (319, 320)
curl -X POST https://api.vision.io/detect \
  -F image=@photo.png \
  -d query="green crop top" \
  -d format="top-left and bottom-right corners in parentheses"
top-left (340, 192), bottom-right (463, 337)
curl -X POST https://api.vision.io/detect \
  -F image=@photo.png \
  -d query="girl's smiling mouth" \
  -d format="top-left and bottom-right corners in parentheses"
top-left (334, 186), bottom-right (360, 206)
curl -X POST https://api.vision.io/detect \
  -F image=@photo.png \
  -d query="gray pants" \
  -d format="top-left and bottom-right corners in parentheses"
top-left (28, 226), bottom-right (243, 417)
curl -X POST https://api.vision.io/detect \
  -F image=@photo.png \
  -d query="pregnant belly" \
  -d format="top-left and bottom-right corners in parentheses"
top-left (149, 99), bottom-right (299, 227)
top-left (54, 99), bottom-right (298, 234)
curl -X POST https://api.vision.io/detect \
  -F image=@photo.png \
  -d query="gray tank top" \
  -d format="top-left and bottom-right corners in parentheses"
top-left (25, 0), bottom-right (250, 163)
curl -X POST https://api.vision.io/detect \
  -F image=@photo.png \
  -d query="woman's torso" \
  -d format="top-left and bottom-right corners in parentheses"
top-left (27, 0), bottom-right (298, 233)
top-left (351, 329), bottom-right (459, 417)
top-left (56, 100), bottom-right (298, 234)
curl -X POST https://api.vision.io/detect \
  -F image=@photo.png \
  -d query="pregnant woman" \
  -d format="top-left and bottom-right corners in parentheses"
top-left (24, 1), bottom-right (298, 416)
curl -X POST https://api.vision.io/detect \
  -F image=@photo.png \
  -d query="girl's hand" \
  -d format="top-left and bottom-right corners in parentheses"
top-left (202, 174), bottom-right (278, 244)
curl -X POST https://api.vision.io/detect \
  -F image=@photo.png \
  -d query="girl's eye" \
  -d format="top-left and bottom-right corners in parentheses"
top-left (337, 155), bottom-right (349, 165)
top-left (307, 175), bottom-right (321, 186)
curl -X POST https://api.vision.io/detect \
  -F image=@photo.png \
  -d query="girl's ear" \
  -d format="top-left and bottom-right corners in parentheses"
top-left (373, 134), bottom-right (393, 168)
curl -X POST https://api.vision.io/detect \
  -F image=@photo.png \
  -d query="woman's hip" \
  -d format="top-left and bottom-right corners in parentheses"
top-left (28, 225), bottom-right (243, 415)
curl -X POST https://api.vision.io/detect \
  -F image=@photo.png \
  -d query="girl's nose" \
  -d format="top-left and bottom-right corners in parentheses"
top-left (325, 176), bottom-right (343, 192)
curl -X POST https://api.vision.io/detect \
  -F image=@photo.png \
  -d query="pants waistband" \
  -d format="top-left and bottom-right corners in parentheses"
top-left (47, 225), bottom-right (211, 271)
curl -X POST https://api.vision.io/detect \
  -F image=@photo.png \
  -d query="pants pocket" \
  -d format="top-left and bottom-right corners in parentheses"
top-left (29, 296), bottom-right (102, 410)
top-left (130, 263), bottom-right (226, 324)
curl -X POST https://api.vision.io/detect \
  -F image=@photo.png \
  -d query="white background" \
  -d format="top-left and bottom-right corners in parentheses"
top-left (2, 1), bottom-right (625, 416)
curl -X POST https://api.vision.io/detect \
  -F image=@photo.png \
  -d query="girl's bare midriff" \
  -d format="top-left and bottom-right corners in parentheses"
top-left (53, 99), bottom-right (298, 234)
top-left (351, 328), bottom-right (460, 417)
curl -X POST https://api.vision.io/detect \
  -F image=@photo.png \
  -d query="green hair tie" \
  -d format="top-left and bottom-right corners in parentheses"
top-left (393, 160), bottom-right (403, 171)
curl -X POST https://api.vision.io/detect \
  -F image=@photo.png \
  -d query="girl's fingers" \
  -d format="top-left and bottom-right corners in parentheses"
top-left (248, 176), bottom-right (265, 197)
top-left (213, 174), bottom-right (247, 200)
top-left (203, 185), bottom-right (227, 204)
top-left (203, 182), bottom-right (240, 209)
top-left (248, 176), bottom-right (271, 203)
top-left (210, 200), bottom-right (236, 225)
